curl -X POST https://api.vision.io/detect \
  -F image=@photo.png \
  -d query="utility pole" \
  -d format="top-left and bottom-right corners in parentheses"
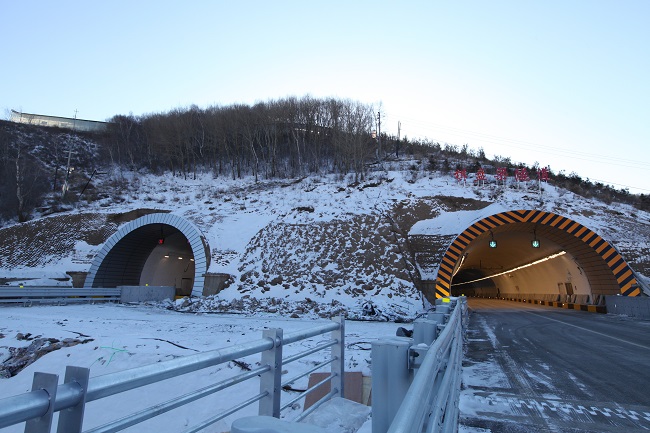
top-left (62, 148), bottom-right (73, 198)
top-left (377, 111), bottom-right (382, 160)
top-left (396, 121), bottom-right (401, 157)
top-left (73, 109), bottom-right (78, 131)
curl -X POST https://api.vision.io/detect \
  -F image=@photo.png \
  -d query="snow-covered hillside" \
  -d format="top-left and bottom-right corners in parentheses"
top-left (2, 165), bottom-right (650, 319)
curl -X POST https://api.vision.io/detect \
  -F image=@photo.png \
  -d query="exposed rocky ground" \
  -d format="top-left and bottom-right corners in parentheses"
top-left (0, 331), bottom-right (93, 378)
top-left (1, 165), bottom-right (649, 311)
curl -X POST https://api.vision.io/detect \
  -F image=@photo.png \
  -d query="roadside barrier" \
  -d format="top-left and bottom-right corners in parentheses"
top-left (0, 317), bottom-right (344, 433)
top-left (372, 297), bottom-right (467, 433)
top-left (0, 287), bottom-right (121, 305)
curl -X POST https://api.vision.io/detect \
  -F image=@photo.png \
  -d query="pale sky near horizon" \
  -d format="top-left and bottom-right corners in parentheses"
top-left (2, 1), bottom-right (649, 194)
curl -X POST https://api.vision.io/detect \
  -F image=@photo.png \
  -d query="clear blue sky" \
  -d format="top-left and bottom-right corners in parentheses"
top-left (2, 1), bottom-right (649, 193)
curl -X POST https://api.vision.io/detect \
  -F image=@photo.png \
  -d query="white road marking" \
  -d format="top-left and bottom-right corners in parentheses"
top-left (463, 392), bottom-right (650, 424)
top-left (526, 311), bottom-right (650, 351)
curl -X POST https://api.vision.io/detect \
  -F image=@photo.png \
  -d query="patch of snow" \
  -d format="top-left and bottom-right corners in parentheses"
top-left (462, 360), bottom-right (509, 389)
top-left (301, 397), bottom-right (371, 433)
top-left (459, 425), bottom-right (493, 433)
top-left (0, 303), bottom-right (401, 432)
top-left (410, 203), bottom-right (508, 236)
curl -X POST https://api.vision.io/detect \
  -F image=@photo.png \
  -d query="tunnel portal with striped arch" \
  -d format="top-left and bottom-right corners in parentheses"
top-left (84, 213), bottom-right (210, 297)
top-left (434, 210), bottom-right (642, 301)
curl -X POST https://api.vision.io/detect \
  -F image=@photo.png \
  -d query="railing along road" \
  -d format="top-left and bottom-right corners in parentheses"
top-left (0, 317), bottom-right (344, 433)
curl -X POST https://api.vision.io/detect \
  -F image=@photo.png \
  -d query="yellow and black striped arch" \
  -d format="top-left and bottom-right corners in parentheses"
top-left (434, 210), bottom-right (639, 298)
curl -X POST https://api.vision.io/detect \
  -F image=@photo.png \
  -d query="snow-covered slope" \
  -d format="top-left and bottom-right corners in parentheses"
top-left (2, 166), bottom-right (650, 319)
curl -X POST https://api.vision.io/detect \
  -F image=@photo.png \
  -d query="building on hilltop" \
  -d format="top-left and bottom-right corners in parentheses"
top-left (10, 109), bottom-right (110, 133)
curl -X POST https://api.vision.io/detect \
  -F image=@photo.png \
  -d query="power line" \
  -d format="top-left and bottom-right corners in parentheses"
top-left (381, 111), bottom-right (650, 192)
top-left (589, 178), bottom-right (650, 193)
top-left (383, 112), bottom-right (648, 169)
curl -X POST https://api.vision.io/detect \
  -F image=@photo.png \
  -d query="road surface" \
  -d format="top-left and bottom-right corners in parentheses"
top-left (460, 298), bottom-right (650, 432)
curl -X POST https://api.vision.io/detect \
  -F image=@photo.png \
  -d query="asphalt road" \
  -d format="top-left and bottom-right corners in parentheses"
top-left (460, 298), bottom-right (650, 433)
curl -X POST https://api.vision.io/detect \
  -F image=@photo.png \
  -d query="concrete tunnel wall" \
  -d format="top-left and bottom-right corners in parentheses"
top-left (435, 209), bottom-right (641, 300)
top-left (84, 213), bottom-right (210, 297)
top-left (488, 251), bottom-right (592, 299)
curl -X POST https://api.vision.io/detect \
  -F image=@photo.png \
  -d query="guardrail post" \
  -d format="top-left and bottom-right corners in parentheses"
top-left (56, 366), bottom-right (90, 433)
top-left (25, 372), bottom-right (58, 433)
top-left (259, 329), bottom-right (283, 418)
top-left (435, 304), bottom-right (451, 314)
top-left (371, 337), bottom-right (412, 433)
top-left (331, 316), bottom-right (345, 399)
top-left (427, 311), bottom-right (447, 325)
top-left (412, 319), bottom-right (438, 346)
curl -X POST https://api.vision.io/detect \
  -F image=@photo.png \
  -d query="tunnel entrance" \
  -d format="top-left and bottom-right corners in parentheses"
top-left (139, 228), bottom-right (195, 296)
top-left (84, 213), bottom-right (210, 297)
top-left (434, 210), bottom-right (641, 301)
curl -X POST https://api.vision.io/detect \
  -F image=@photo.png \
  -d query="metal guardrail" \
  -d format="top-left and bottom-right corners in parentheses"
top-left (0, 317), bottom-right (344, 433)
top-left (0, 287), bottom-right (121, 305)
top-left (372, 297), bottom-right (467, 433)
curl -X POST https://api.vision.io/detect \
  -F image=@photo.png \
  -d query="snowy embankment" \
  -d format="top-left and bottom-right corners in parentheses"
top-left (2, 165), bottom-right (649, 432)
top-left (4, 167), bottom-right (649, 319)
top-left (0, 303), bottom-right (402, 432)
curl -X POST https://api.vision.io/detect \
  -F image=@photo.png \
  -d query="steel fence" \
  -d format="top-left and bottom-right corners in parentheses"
top-left (0, 317), bottom-right (344, 433)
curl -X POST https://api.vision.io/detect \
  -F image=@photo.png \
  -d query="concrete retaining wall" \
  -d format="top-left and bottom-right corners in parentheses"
top-left (120, 286), bottom-right (176, 303)
top-left (605, 295), bottom-right (650, 319)
top-left (203, 273), bottom-right (232, 296)
top-left (66, 271), bottom-right (88, 288)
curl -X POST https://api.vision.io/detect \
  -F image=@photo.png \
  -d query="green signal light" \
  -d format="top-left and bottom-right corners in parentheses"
top-left (531, 239), bottom-right (540, 248)
top-left (489, 240), bottom-right (498, 248)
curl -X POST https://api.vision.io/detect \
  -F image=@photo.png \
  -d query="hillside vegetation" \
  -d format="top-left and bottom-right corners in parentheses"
top-left (2, 96), bottom-right (649, 225)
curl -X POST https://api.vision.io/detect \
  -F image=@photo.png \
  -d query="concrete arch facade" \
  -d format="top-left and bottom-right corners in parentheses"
top-left (435, 209), bottom-right (640, 299)
top-left (84, 213), bottom-right (210, 297)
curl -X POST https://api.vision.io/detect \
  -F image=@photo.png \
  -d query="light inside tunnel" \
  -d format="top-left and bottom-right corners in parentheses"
top-left (433, 210), bottom-right (642, 299)
top-left (139, 231), bottom-right (195, 294)
top-left (85, 214), bottom-right (211, 297)
top-left (452, 251), bottom-right (567, 287)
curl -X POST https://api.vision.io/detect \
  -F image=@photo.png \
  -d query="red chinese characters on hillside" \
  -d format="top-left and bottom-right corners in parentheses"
top-left (515, 168), bottom-right (529, 182)
top-left (475, 168), bottom-right (487, 186)
top-left (453, 166), bottom-right (549, 188)
top-left (453, 169), bottom-right (467, 183)
top-left (538, 167), bottom-right (549, 182)
top-left (495, 167), bottom-right (507, 184)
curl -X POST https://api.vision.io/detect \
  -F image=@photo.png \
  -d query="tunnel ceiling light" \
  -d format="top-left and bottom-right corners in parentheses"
top-left (178, 256), bottom-right (183, 260)
top-left (489, 230), bottom-right (497, 248)
top-left (531, 227), bottom-right (540, 248)
top-left (164, 254), bottom-right (170, 258)
top-left (451, 251), bottom-right (567, 286)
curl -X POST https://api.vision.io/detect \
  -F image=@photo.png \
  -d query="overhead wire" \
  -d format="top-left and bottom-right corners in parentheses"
top-left (381, 111), bottom-right (650, 192)
top-left (382, 112), bottom-right (648, 169)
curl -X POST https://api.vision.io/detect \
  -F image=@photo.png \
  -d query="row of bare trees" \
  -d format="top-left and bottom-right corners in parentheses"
top-left (104, 96), bottom-right (379, 181)
top-left (3, 94), bottom-right (649, 223)
top-left (0, 121), bottom-right (101, 222)
top-left (0, 125), bottom-right (50, 221)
